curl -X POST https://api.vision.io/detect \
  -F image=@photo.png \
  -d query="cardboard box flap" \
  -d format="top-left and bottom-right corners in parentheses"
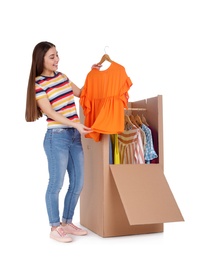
top-left (110, 164), bottom-right (184, 225)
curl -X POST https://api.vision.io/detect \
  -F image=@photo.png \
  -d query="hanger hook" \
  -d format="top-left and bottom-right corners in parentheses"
top-left (104, 46), bottom-right (109, 54)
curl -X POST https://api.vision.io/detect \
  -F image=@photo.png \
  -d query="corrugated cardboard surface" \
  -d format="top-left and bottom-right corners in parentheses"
top-left (80, 134), bottom-right (164, 237)
top-left (80, 95), bottom-right (184, 237)
top-left (110, 164), bottom-right (184, 225)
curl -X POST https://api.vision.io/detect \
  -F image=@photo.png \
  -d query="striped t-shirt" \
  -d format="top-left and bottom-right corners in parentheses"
top-left (35, 71), bottom-right (80, 128)
top-left (118, 127), bottom-right (145, 164)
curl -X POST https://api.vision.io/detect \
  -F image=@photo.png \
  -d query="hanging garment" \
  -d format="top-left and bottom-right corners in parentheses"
top-left (111, 134), bottom-right (120, 164)
top-left (129, 114), bottom-right (146, 150)
top-left (141, 123), bottom-right (158, 163)
top-left (109, 135), bottom-right (114, 164)
top-left (80, 61), bottom-right (132, 142)
top-left (139, 126), bottom-right (147, 152)
top-left (118, 127), bottom-right (145, 164)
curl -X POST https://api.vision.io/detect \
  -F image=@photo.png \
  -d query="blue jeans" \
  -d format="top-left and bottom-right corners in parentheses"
top-left (43, 128), bottom-right (84, 227)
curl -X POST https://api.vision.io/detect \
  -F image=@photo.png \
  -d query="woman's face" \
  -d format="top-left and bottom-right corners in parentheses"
top-left (42, 46), bottom-right (59, 76)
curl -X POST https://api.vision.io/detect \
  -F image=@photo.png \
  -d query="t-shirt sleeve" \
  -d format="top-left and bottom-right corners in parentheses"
top-left (119, 72), bottom-right (133, 108)
top-left (35, 83), bottom-right (47, 100)
top-left (79, 77), bottom-right (91, 116)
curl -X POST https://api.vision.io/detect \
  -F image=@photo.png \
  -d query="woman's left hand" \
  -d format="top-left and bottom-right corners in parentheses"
top-left (91, 64), bottom-right (102, 70)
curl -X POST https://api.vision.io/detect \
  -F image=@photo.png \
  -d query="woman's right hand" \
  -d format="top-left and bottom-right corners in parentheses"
top-left (74, 123), bottom-right (93, 135)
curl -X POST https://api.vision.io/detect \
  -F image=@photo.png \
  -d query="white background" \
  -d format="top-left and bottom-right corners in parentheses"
top-left (1, 0), bottom-right (202, 259)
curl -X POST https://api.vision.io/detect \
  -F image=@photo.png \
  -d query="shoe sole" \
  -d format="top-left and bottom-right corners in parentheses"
top-left (50, 235), bottom-right (73, 243)
top-left (69, 232), bottom-right (87, 236)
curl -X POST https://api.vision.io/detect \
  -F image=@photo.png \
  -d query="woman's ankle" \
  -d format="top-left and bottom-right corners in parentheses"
top-left (51, 225), bottom-right (60, 231)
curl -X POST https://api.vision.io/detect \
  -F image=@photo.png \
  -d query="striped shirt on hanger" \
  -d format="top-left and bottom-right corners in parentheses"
top-left (118, 127), bottom-right (145, 164)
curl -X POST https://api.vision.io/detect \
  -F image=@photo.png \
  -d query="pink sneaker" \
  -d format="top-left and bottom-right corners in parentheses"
top-left (63, 223), bottom-right (88, 236)
top-left (50, 226), bottom-right (72, 243)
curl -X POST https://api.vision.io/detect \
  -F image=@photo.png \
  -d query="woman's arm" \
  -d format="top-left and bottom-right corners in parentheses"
top-left (71, 82), bottom-right (83, 98)
top-left (37, 98), bottom-right (92, 134)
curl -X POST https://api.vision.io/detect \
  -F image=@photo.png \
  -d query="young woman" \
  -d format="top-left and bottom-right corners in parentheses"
top-left (25, 41), bottom-right (97, 243)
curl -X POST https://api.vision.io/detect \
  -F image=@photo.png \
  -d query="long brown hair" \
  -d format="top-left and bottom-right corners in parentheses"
top-left (25, 41), bottom-right (55, 122)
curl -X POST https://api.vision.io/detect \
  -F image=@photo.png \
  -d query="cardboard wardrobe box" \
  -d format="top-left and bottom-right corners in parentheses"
top-left (79, 95), bottom-right (184, 237)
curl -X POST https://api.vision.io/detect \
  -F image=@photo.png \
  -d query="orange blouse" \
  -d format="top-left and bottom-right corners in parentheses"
top-left (80, 61), bottom-right (132, 142)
